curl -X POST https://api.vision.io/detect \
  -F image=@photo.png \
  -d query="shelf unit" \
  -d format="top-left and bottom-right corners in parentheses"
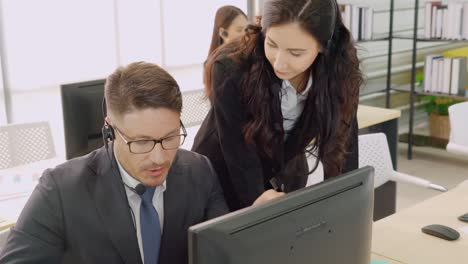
top-left (390, 0), bottom-right (468, 159)
top-left (352, 0), bottom-right (396, 108)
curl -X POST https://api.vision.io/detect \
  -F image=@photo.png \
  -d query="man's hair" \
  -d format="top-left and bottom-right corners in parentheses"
top-left (105, 62), bottom-right (182, 117)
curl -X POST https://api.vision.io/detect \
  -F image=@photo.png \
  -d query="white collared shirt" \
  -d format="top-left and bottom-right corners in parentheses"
top-left (115, 157), bottom-right (166, 262)
top-left (280, 74), bottom-right (313, 137)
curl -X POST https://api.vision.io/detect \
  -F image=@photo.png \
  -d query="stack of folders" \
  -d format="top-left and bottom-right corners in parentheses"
top-left (424, 55), bottom-right (467, 95)
top-left (339, 4), bottom-right (373, 41)
top-left (424, 1), bottom-right (468, 40)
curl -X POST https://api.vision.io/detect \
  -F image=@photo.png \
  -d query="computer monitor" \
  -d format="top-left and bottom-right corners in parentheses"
top-left (189, 166), bottom-right (374, 264)
top-left (61, 79), bottom-right (106, 160)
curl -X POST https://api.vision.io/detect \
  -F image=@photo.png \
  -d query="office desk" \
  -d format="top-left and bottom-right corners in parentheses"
top-left (0, 158), bottom-right (63, 229)
top-left (371, 252), bottom-right (405, 264)
top-left (358, 105), bottom-right (401, 221)
top-left (0, 217), bottom-right (14, 232)
top-left (372, 180), bottom-right (468, 263)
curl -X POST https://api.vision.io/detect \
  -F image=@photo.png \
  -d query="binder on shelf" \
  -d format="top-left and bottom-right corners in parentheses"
top-left (431, 57), bottom-right (442, 93)
top-left (424, 54), bottom-right (467, 96)
top-left (425, 1), bottom-right (467, 40)
top-left (450, 57), bottom-right (467, 95)
top-left (425, 1), bottom-right (442, 39)
top-left (437, 59), bottom-right (444, 93)
top-left (358, 7), bottom-right (363, 40)
top-left (339, 4), bottom-right (373, 41)
top-left (442, 58), bottom-right (452, 94)
top-left (464, 3), bottom-right (468, 39)
top-left (424, 54), bottom-right (443, 92)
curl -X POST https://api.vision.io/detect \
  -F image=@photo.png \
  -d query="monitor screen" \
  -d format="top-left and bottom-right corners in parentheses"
top-left (61, 79), bottom-right (106, 160)
top-left (189, 166), bottom-right (375, 264)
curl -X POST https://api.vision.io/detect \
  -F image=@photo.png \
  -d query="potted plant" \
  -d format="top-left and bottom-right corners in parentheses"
top-left (421, 95), bottom-right (465, 140)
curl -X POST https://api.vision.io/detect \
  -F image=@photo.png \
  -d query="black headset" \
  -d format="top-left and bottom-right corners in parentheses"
top-left (101, 97), bottom-right (115, 149)
top-left (218, 30), bottom-right (229, 45)
top-left (101, 97), bottom-right (146, 196)
top-left (326, 0), bottom-right (338, 51)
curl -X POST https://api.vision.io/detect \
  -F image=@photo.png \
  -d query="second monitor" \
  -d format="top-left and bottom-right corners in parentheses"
top-left (189, 166), bottom-right (375, 264)
top-left (61, 79), bottom-right (106, 160)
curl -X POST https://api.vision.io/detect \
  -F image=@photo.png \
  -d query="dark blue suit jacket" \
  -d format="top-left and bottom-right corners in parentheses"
top-left (0, 146), bottom-right (228, 264)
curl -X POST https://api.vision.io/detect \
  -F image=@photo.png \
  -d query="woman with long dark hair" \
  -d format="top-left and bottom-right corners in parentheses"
top-left (193, 0), bottom-right (363, 211)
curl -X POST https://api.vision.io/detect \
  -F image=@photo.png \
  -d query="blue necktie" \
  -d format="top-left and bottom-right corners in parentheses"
top-left (140, 187), bottom-right (161, 264)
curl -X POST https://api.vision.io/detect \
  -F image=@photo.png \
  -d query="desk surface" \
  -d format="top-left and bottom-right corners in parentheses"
top-left (371, 252), bottom-right (405, 264)
top-left (357, 105), bottom-right (401, 129)
top-left (0, 217), bottom-right (14, 231)
top-left (372, 180), bottom-right (468, 264)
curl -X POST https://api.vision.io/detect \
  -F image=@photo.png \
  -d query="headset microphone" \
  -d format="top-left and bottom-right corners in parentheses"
top-left (134, 184), bottom-right (146, 195)
top-left (127, 183), bottom-right (146, 196)
top-left (122, 179), bottom-right (147, 195)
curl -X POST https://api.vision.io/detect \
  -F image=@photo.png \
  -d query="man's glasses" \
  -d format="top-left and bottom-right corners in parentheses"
top-left (113, 121), bottom-right (187, 154)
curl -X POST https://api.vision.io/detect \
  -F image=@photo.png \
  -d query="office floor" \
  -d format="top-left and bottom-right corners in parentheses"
top-left (396, 143), bottom-right (468, 212)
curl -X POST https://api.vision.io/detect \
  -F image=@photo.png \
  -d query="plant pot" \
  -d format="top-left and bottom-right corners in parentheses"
top-left (429, 113), bottom-right (451, 140)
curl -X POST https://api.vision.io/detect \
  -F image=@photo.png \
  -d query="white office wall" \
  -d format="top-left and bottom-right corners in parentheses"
top-left (115, 0), bottom-right (163, 66)
top-left (1, 0), bottom-right (117, 91)
top-left (0, 54), bottom-right (6, 125)
top-left (0, 0), bottom-right (118, 158)
top-left (162, 0), bottom-right (247, 67)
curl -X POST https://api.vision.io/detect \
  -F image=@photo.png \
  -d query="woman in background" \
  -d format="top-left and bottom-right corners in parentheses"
top-left (203, 6), bottom-right (248, 84)
top-left (207, 5), bottom-right (248, 57)
top-left (193, 0), bottom-right (362, 211)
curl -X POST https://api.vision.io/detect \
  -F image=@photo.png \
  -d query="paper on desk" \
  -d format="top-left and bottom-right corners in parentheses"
top-left (458, 226), bottom-right (468, 235)
top-left (0, 159), bottom-right (59, 199)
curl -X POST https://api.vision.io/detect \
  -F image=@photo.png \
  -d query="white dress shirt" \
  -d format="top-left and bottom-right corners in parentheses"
top-left (115, 158), bottom-right (166, 262)
top-left (280, 74), bottom-right (313, 136)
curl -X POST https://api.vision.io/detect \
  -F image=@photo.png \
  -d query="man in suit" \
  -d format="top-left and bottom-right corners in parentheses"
top-left (0, 62), bottom-right (229, 264)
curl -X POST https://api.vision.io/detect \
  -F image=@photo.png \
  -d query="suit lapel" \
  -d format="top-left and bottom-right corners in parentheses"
top-left (159, 152), bottom-right (189, 263)
top-left (270, 79), bottom-right (286, 172)
top-left (88, 146), bottom-right (142, 264)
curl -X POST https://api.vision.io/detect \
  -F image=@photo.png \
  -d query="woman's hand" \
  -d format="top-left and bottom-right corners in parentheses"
top-left (252, 189), bottom-right (285, 206)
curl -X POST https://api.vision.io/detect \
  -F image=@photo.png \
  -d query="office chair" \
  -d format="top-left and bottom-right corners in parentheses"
top-left (180, 89), bottom-right (210, 150)
top-left (0, 121), bottom-right (56, 169)
top-left (0, 122), bottom-right (57, 217)
top-left (447, 102), bottom-right (468, 157)
top-left (359, 133), bottom-right (447, 192)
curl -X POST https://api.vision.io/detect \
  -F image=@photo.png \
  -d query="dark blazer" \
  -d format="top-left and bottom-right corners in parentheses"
top-left (0, 146), bottom-right (228, 264)
top-left (192, 58), bottom-right (358, 211)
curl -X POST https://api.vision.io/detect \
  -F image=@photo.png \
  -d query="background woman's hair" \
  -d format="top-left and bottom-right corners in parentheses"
top-left (205, 0), bottom-right (363, 177)
top-left (207, 5), bottom-right (247, 57)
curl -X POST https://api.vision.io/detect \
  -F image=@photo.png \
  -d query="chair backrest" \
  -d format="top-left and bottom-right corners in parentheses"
top-left (358, 133), bottom-right (393, 188)
top-left (0, 122), bottom-right (55, 170)
top-left (448, 102), bottom-right (468, 147)
top-left (181, 89), bottom-right (210, 127)
top-left (180, 89), bottom-right (211, 150)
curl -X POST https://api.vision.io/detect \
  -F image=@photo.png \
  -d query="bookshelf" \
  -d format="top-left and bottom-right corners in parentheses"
top-left (390, 0), bottom-right (468, 159)
top-left (392, 83), bottom-right (468, 101)
top-left (338, 0), bottom-right (396, 107)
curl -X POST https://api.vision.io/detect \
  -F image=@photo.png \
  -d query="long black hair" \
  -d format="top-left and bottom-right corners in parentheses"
top-left (205, 0), bottom-right (363, 178)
